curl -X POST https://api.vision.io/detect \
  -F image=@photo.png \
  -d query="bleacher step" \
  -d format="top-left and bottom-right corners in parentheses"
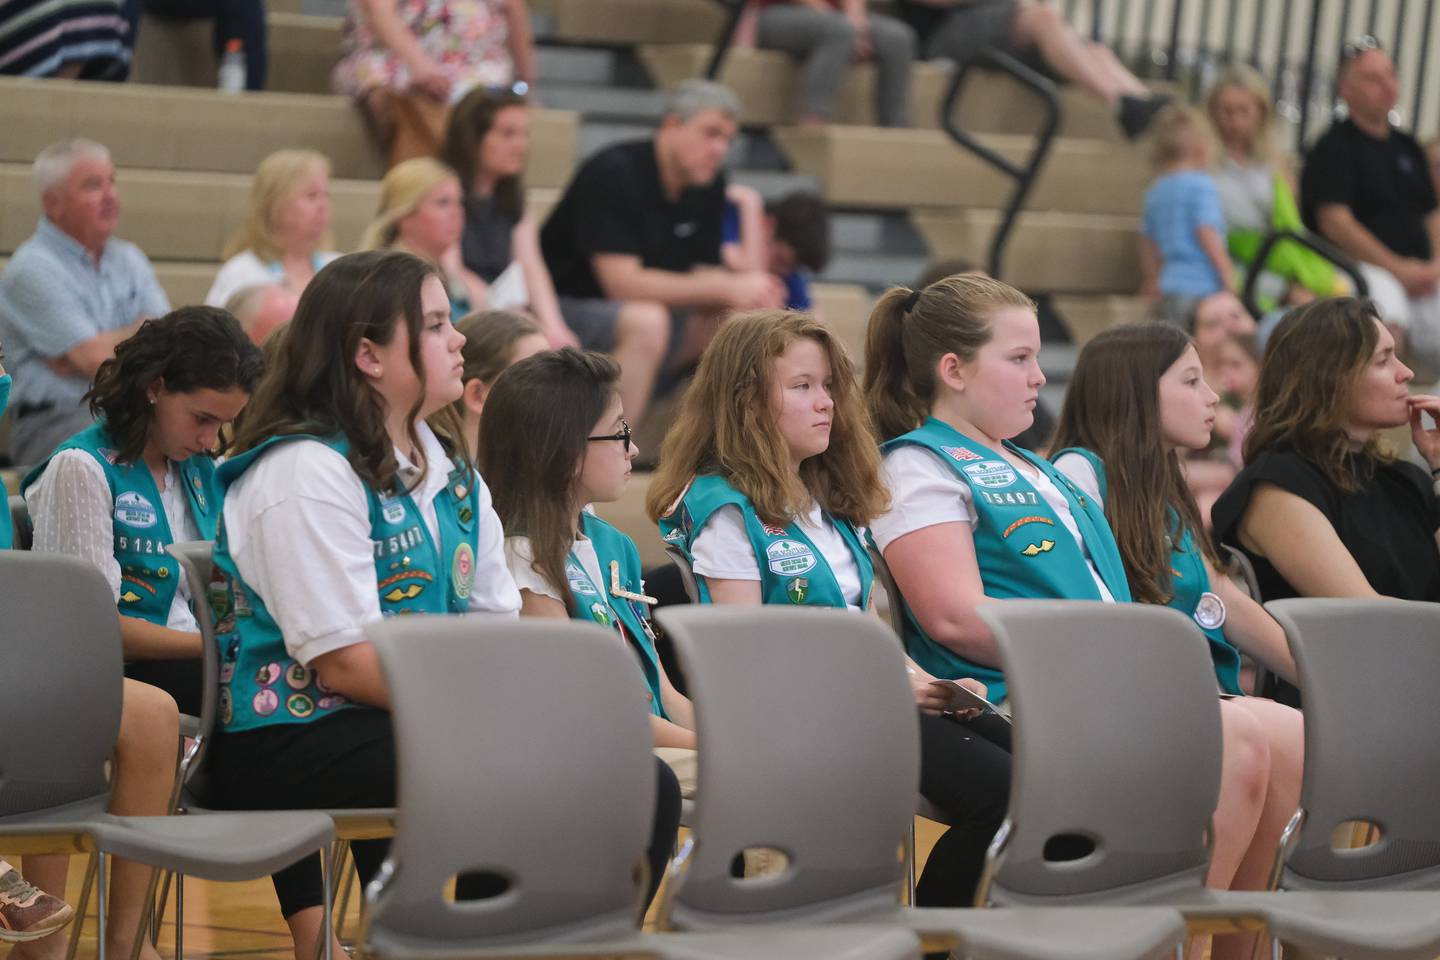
top-left (0, 77), bottom-right (578, 186)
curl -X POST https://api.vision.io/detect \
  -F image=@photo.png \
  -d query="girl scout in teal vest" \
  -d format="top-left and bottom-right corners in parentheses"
top-left (647, 310), bottom-right (1010, 910)
top-left (21, 307), bottom-right (262, 714)
top-left (200, 252), bottom-right (524, 960)
top-left (1046, 322), bottom-right (1306, 958)
top-left (475, 347), bottom-right (687, 905)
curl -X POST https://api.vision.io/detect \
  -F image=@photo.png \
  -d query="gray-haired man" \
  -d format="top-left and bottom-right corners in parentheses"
top-left (541, 80), bottom-right (785, 425)
top-left (0, 139), bottom-right (170, 466)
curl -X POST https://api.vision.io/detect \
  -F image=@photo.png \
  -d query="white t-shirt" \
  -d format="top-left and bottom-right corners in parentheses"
top-left (871, 444), bottom-right (1115, 602)
top-left (204, 249), bottom-right (341, 308)
top-left (221, 422), bottom-right (520, 667)
top-left (27, 451), bottom-right (200, 631)
top-left (505, 533), bottom-right (607, 604)
top-left (1051, 452), bottom-right (1104, 508)
top-left (690, 502), bottom-right (865, 611)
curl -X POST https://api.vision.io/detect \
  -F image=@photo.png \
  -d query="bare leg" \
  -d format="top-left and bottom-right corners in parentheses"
top-left (360, 87), bottom-right (395, 150)
top-left (611, 301), bottom-right (670, 426)
top-left (1210, 698), bottom-right (1303, 960)
top-left (667, 307), bottom-right (729, 375)
top-left (104, 680), bottom-right (179, 960)
top-left (285, 907), bottom-right (344, 960)
top-left (1206, 700), bottom-right (1269, 890)
top-left (1010, 3), bottom-right (1134, 105)
top-left (1085, 41), bottom-right (1150, 98)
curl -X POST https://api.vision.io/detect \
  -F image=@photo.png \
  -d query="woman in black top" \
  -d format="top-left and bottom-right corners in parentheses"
top-left (1212, 297), bottom-right (1440, 703)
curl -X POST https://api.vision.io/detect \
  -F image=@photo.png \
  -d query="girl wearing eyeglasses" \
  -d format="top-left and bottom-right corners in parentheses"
top-left (646, 310), bottom-right (1008, 908)
top-left (477, 347), bottom-right (686, 903)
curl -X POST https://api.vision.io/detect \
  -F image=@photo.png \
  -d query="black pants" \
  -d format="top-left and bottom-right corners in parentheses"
top-left (140, 0), bottom-right (268, 89)
top-left (915, 712), bottom-right (1012, 907)
top-left (205, 710), bottom-right (682, 917)
top-left (126, 658), bottom-right (204, 717)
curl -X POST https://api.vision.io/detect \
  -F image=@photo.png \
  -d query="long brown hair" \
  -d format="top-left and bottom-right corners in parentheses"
top-left (647, 311), bottom-right (887, 528)
top-left (863, 274), bottom-right (1036, 441)
top-left (478, 349), bottom-right (619, 614)
top-left (439, 86), bottom-right (527, 219)
top-left (1051, 324), bottom-right (1219, 605)
top-left (230, 250), bottom-right (452, 492)
top-left (1244, 297), bottom-right (1392, 490)
top-left (88, 307), bottom-right (264, 465)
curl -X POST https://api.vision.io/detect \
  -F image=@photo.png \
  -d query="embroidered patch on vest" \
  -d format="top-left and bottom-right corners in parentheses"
top-left (942, 445), bottom-right (983, 462)
top-left (567, 561), bottom-right (598, 595)
top-left (766, 539), bottom-right (817, 577)
top-left (787, 578), bottom-right (810, 604)
top-left (1001, 515), bottom-right (1055, 538)
top-left (452, 542), bottom-right (475, 599)
top-left (380, 498), bottom-right (406, 524)
top-left (962, 461), bottom-right (1018, 489)
top-left (114, 491), bottom-right (158, 528)
top-left (1020, 539), bottom-right (1056, 556)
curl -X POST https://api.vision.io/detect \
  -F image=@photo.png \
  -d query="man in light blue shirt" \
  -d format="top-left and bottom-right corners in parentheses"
top-left (0, 139), bottom-right (170, 466)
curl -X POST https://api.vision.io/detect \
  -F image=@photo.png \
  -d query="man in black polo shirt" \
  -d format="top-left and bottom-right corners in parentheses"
top-left (541, 80), bottom-right (784, 425)
top-left (1302, 39), bottom-right (1440, 363)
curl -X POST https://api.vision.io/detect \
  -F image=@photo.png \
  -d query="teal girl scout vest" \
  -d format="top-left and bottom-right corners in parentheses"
top-left (881, 418), bottom-right (1131, 701)
top-left (211, 434), bottom-right (484, 733)
top-left (658, 473), bottom-right (874, 610)
top-left (22, 421), bottom-right (221, 624)
top-left (564, 512), bottom-right (669, 719)
top-left (1054, 448), bottom-right (1243, 696)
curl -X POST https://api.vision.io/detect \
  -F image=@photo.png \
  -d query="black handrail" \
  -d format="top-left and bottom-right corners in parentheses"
top-left (1240, 229), bottom-right (1369, 318)
top-left (703, 0), bottom-right (748, 81)
top-left (939, 50), bottom-right (1063, 280)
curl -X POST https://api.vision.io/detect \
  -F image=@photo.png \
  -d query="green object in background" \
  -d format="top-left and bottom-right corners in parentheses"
top-left (1229, 171), bottom-right (1343, 306)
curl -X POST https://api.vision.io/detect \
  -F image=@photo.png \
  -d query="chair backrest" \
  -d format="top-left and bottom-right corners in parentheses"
top-left (975, 601), bottom-right (1223, 905)
top-left (364, 615), bottom-right (656, 953)
top-left (866, 544), bottom-right (905, 636)
top-left (0, 551), bottom-right (123, 818)
top-left (1265, 598), bottom-right (1440, 890)
top-left (166, 541), bottom-right (220, 776)
top-left (1219, 544), bottom-right (1261, 601)
top-left (664, 544), bottom-right (700, 604)
top-left (8, 495), bottom-right (32, 551)
top-left (655, 605), bottom-right (919, 928)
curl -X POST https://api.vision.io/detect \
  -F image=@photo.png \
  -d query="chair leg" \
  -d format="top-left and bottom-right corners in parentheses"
top-left (174, 874), bottom-right (184, 960)
top-left (321, 852), bottom-right (334, 960)
top-left (905, 819), bottom-right (918, 906)
top-left (97, 854), bottom-right (109, 960)
top-left (65, 853), bottom-right (100, 960)
top-left (332, 841), bottom-right (354, 939)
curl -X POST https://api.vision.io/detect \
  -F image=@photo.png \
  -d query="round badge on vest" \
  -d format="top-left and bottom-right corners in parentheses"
top-left (1193, 591), bottom-right (1226, 630)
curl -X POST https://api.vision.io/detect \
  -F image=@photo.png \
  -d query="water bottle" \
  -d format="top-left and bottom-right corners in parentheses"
top-left (218, 39), bottom-right (246, 93)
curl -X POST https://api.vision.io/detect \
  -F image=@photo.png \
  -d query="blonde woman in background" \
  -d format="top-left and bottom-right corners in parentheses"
top-left (205, 150), bottom-right (339, 308)
top-left (361, 157), bottom-right (489, 319)
top-left (1206, 65), bottom-right (1344, 304)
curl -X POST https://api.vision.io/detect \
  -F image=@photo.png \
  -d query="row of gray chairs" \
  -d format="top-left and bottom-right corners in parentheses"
top-left (358, 596), bottom-right (1440, 959)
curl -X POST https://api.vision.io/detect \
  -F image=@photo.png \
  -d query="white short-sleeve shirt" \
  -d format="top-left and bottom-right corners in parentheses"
top-left (505, 533), bottom-right (606, 603)
top-left (871, 444), bottom-right (1115, 602)
top-left (690, 502), bottom-right (865, 611)
top-left (221, 422), bottom-right (521, 667)
top-left (27, 451), bottom-right (200, 631)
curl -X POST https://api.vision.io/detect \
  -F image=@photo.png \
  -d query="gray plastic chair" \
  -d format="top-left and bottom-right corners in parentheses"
top-left (974, 602), bottom-right (1283, 929)
top-left (9, 493), bottom-right (32, 550)
top-left (654, 604), bottom-right (1188, 960)
top-left (0, 550), bottom-right (336, 960)
top-left (363, 614), bottom-right (922, 960)
top-left (166, 542), bottom-right (390, 954)
top-left (867, 543), bottom-right (907, 636)
top-left (665, 544), bottom-right (701, 604)
top-left (1257, 598), bottom-right (1440, 957)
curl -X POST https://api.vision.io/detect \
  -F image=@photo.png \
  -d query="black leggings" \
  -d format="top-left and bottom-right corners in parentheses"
top-left (125, 658), bottom-right (203, 717)
top-left (204, 710), bottom-right (682, 917)
top-left (915, 711), bottom-right (1012, 907)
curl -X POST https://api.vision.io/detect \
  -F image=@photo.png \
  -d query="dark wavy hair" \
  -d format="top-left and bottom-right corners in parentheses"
top-left (87, 306), bottom-right (263, 464)
top-left (478, 349), bottom-right (619, 614)
top-left (230, 250), bottom-right (454, 492)
top-left (439, 86), bottom-right (528, 220)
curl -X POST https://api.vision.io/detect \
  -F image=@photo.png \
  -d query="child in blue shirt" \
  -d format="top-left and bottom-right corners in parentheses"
top-left (1142, 107), bottom-right (1237, 326)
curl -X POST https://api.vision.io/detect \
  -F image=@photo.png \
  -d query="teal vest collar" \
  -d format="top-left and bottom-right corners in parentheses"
top-left (659, 473), bottom-right (874, 610)
top-left (22, 421), bottom-right (220, 624)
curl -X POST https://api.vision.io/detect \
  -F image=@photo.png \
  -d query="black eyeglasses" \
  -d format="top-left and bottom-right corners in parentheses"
top-left (587, 419), bottom-right (631, 453)
top-left (1342, 34), bottom-right (1382, 60)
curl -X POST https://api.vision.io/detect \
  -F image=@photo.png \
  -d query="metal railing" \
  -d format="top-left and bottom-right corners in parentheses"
top-left (1239, 229), bottom-right (1369, 318)
top-left (1064, 0), bottom-right (1440, 148)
